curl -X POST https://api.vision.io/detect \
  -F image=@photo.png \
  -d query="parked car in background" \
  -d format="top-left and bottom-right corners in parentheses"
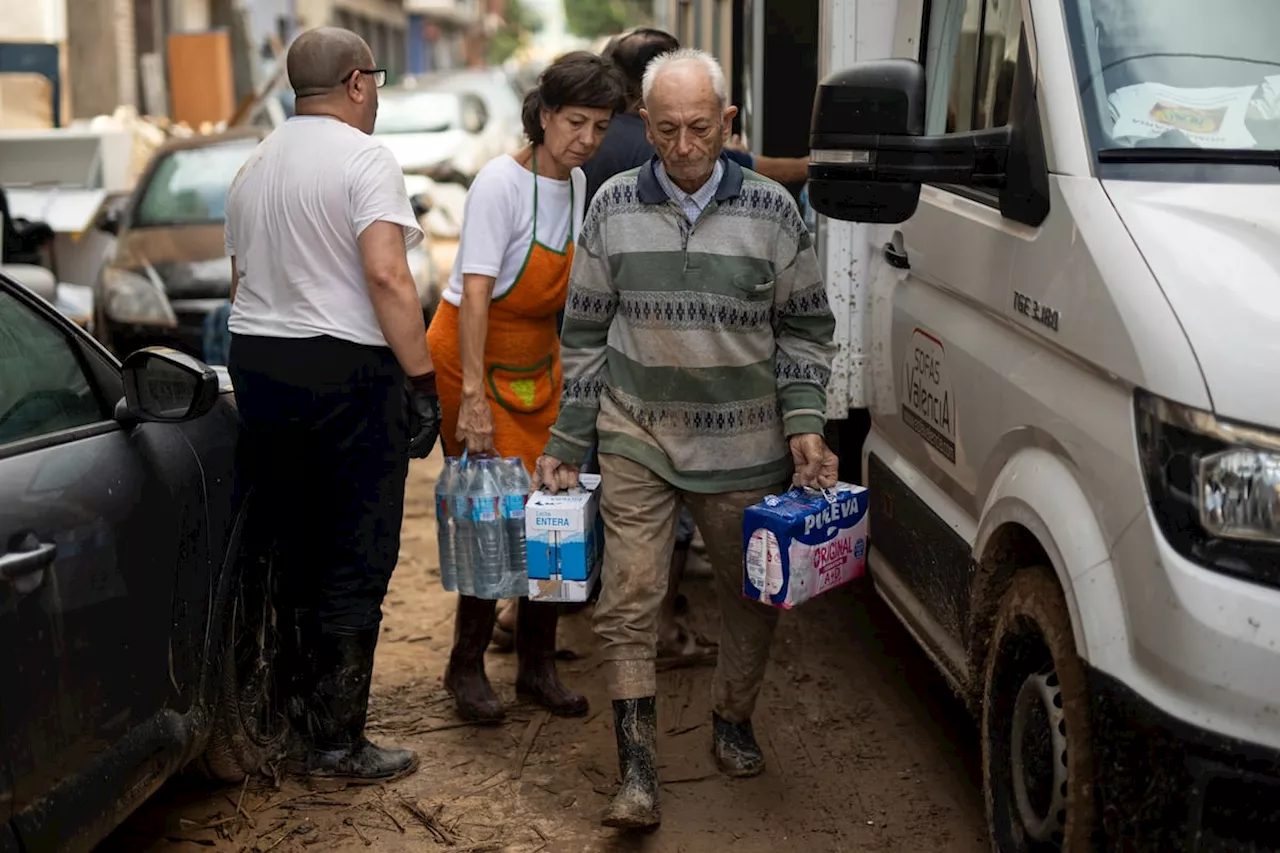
top-left (95, 129), bottom-right (264, 360)
top-left (96, 128), bottom-right (439, 364)
top-left (414, 69), bottom-right (526, 162)
top-left (374, 88), bottom-right (496, 184)
top-left (0, 270), bottom-right (285, 853)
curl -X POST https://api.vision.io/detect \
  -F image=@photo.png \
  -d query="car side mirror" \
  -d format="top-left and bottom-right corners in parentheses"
top-left (461, 95), bottom-right (488, 135)
top-left (99, 208), bottom-right (122, 236)
top-left (410, 192), bottom-right (433, 218)
top-left (808, 58), bottom-right (1010, 224)
top-left (118, 347), bottom-right (220, 424)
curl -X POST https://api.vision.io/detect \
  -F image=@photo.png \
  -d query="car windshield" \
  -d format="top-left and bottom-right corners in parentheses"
top-left (1066, 0), bottom-right (1280, 152)
top-left (374, 92), bottom-right (460, 135)
top-left (135, 140), bottom-right (257, 227)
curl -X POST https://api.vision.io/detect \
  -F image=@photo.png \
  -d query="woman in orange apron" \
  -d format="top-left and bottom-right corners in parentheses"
top-left (427, 53), bottom-right (624, 722)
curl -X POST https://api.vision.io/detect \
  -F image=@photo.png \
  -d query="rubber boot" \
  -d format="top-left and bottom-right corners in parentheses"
top-left (602, 697), bottom-right (661, 829)
top-left (712, 712), bottom-right (766, 778)
top-left (516, 598), bottom-right (589, 717)
top-left (269, 548), bottom-right (314, 752)
top-left (445, 595), bottom-right (505, 722)
top-left (277, 600), bottom-right (313, 750)
top-left (292, 625), bottom-right (418, 783)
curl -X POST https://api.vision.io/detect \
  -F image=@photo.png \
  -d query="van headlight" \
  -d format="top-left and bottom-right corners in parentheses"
top-left (102, 267), bottom-right (178, 327)
top-left (1137, 391), bottom-right (1280, 585)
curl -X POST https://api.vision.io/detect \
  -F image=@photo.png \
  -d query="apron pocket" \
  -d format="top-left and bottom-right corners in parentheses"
top-left (488, 356), bottom-right (557, 414)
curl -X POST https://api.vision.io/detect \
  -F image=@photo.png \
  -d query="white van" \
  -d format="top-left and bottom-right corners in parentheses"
top-left (808, 0), bottom-right (1280, 848)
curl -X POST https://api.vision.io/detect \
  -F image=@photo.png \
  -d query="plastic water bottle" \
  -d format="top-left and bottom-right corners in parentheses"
top-left (451, 458), bottom-right (476, 596)
top-left (469, 458), bottom-right (509, 598)
top-left (500, 458), bottom-right (532, 598)
top-left (435, 457), bottom-right (459, 591)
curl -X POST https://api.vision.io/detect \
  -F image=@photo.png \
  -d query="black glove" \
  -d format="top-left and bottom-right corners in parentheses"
top-left (406, 371), bottom-right (441, 459)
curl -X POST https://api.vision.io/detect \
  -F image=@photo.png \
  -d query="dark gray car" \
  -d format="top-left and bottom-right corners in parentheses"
top-left (0, 271), bottom-right (284, 852)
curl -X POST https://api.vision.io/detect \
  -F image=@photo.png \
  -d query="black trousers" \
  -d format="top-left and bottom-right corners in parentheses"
top-left (229, 334), bottom-right (409, 632)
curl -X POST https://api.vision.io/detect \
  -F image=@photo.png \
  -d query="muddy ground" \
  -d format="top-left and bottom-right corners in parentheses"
top-left (99, 448), bottom-right (988, 853)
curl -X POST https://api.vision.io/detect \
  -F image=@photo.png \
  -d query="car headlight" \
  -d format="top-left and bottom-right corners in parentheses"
top-left (102, 266), bottom-right (178, 327)
top-left (1136, 391), bottom-right (1280, 586)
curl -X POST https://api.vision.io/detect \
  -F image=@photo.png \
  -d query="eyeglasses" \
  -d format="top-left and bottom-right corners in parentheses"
top-left (295, 68), bottom-right (387, 99)
top-left (341, 68), bottom-right (387, 88)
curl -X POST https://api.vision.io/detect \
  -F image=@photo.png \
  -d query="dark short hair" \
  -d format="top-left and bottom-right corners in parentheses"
top-left (521, 51), bottom-right (626, 145)
top-left (605, 28), bottom-right (680, 106)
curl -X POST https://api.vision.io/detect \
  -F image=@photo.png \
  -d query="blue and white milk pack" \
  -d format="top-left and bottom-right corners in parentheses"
top-left (742, 483), bottom-right (869, 609)
top-left (525, 474), bottom-right (604, 603)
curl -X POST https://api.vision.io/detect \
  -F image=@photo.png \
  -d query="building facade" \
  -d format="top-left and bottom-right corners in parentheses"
top-left (652, 0), bottom-right (735, 75)
top-left (403, 0), bottom-right (503, 75)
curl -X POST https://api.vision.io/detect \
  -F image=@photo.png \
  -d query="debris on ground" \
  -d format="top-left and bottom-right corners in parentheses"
top-left (100, 450), bottom-right (988, 852)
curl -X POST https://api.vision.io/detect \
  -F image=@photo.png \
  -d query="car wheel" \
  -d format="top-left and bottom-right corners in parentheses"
top-left (195, 548), bottom-right (289, 783)
top-left (982, 567), bottom-right (1097, 852)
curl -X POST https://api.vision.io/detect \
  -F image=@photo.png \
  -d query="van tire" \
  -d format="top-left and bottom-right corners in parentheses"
top-left (982, 567), bottom-right (1097, 852)
top-left (194, 555), bottom-right (289, 784)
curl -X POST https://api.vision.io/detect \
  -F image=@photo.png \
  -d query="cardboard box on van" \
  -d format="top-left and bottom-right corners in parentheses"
top-left (525, 474), bottom-right (603, 603)
top-left (743, 483), bottom-right (869, 609)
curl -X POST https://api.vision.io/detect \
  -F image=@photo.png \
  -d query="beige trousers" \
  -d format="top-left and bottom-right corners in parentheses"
top-left (593, 453), bottom-right (786, 723)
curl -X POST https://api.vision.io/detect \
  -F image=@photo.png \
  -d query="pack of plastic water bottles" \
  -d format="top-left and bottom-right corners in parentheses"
top-left (435, 454), bottom-right (532, 600)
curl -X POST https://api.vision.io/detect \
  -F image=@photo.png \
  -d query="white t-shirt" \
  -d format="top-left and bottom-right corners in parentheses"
top-left (225, 116), bottom-right (423, 346)
top-left (443, 154), bottom-right (586, 307)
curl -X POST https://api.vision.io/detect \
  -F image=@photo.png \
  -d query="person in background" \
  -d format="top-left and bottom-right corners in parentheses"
top-left (224, 27), bottom-right (441, 783)
top-left (426, 52), bottom-right (626, 723)
top-left (535, 49), bottom-right (838, 829)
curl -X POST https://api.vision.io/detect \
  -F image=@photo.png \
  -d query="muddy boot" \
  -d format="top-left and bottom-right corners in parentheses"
top-left (445, 595), bottom-right (505, 722)
top-left (712, 712), bottom-right (765, 778)
top-left (277, 603), bottom-right (314, 757)
top-left (602, 697), bottom-right (660, 829)
top-left (271, 554), bottom-right (317, 755)
top-left (516, 598), bottom-right (589, 716)
top-left (292, 625), bottom-right (418, 783)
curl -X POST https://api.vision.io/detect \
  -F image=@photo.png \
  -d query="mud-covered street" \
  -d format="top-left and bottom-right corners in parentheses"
top-left (99, 450), bottom-right (988, 853)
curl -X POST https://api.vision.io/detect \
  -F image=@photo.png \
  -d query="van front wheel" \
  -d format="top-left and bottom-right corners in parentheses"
top-left (982, 567), bottom-right (1097, 852)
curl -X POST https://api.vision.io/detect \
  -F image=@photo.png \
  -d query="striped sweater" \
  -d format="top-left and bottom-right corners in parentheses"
top-left (544, 155), bottom-right (837, 494)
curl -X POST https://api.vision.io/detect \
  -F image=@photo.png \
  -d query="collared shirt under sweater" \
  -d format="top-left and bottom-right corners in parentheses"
top-left (544, 154), bottom-right (837, 494)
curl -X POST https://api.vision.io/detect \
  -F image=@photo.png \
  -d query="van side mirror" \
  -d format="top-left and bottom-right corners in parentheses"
top-left (118, 347), bottom-right (220, 424)
top-left (808, 59), bottom-right (1011, 224)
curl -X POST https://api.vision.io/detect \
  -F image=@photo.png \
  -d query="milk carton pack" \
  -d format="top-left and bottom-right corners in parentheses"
top-left (742, 483), bottom-right (869, 609)
top-left (525, 474), bottom-right (604, 603)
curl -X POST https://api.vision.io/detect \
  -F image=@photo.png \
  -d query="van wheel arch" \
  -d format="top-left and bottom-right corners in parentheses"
top-left (966, 522), bottom-right (1050, 712)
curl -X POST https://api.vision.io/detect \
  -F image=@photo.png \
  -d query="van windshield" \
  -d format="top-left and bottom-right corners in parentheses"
top-left (1066, 0), bottom-right (1280, 153)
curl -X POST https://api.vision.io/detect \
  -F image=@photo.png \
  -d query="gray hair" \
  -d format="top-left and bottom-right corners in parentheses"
top-left (641, 48), bottom-right (727, 108)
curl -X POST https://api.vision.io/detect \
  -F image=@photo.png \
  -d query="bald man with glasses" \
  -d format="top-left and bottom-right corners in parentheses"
top-left (224, 27), bottom-right (439, 783)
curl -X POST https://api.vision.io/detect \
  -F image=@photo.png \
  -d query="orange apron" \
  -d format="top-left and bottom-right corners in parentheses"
top-left (427, 152), bottom-right (574, 474)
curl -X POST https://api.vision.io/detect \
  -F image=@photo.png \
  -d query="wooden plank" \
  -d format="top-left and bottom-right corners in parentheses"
top-left (167, 30), bottom-right (235, 126)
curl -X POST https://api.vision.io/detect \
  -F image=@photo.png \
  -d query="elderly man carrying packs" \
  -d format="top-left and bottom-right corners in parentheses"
top-left (535, 49), bottom-right (838, 829)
